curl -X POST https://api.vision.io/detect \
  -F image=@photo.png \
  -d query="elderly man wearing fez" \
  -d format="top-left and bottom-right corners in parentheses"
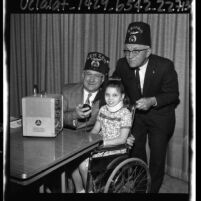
top-left (113, 22), bottom-right (179, 193)
top-left (63, 52), bottom-right (110, 131)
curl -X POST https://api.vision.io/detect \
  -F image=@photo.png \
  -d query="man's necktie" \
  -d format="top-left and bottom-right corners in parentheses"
top-left (85, 93), bottom-right (92, 106)
top-left (135, 68), bottom-right (142, 97)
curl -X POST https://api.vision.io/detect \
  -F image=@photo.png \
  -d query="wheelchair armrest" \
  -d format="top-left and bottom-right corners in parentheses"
top-left (90, 143), bottom-right (130, 158)
top-left (95, 143), bottom-right (129, 152)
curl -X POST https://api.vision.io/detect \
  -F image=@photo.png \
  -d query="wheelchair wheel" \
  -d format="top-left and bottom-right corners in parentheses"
top-left (104, 158), bottom-right (151, 193)
top-left (90, 155), bottom-right (127, 193)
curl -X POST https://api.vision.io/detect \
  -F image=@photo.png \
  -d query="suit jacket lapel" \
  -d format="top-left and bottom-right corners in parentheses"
top-left (75, 84), bottom-right (84, 105)
top-left (143, 57), bottom-right (156, 96)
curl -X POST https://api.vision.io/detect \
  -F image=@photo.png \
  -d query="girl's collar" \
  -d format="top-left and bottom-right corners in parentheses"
top-left (106, 101), bottom-right (124, 112)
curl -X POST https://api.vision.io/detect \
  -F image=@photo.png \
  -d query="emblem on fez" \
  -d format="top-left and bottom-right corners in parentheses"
top-left (128, 28), bottom-right (141, 43)
top-left (129, 35), bottom-right (137, 43)
top-left (91, 59), bottom-right (100, 68)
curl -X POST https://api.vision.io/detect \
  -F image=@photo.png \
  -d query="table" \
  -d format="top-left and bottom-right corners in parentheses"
top-left (9, 127), bottom-right (102, 190)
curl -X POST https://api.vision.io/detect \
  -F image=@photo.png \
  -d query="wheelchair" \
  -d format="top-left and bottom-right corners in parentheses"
top-left (85, 105), bottom-right (151, 193)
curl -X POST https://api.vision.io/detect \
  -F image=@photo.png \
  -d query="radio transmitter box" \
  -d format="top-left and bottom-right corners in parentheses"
top-left (22, 94), bottom-right (63, 137)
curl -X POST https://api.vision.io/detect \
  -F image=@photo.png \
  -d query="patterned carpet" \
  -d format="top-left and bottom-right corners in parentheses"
top-left (159, 174), bottom-right (189, 193)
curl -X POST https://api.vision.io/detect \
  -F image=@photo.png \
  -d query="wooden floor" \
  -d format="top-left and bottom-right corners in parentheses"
top-left (159, 174), bottom-right (189, 193)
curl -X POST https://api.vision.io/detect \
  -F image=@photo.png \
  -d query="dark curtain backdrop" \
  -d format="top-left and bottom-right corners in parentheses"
top-left (9, 14), bottom-right (190, 182)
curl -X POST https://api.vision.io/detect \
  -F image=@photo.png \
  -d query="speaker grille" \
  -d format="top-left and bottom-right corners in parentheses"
top-left (25, 99), bottom-right (51, 117)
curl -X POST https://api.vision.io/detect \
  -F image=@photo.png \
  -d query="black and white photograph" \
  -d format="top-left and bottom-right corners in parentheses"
top-left (3, 0), bottom-right (195, 200)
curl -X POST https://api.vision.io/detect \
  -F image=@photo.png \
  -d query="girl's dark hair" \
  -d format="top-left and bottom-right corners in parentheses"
top-left (105, 79), bottom-right (125, 94)
top-left (104, 78), bottom-right (130, 106)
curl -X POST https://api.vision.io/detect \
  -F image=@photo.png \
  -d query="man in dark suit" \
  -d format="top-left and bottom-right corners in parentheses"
top-left (113, 22), bottom-right (179, 193)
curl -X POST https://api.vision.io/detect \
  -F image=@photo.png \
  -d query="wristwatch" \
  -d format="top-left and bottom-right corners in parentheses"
top-left (73, 119), bottom-right (77, 127)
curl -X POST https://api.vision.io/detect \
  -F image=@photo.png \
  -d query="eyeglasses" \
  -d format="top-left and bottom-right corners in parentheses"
top-left (84, 72), bottom-right (103, 79)
top-left (123, 48), bottom-right (149, 56)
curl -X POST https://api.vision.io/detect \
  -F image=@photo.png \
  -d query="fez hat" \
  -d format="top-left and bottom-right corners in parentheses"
top-left (125, 22), bottom-right (151, 47)
top-left (84, 52), bottom-right (110, 76)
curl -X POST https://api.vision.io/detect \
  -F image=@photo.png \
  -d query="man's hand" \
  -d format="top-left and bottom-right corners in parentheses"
top-left (126, 135), bottom-right (135, 147)
top-left (136, 97), bottom-right (157, 111)
top-left (75, 104), bottom-right (92, 119)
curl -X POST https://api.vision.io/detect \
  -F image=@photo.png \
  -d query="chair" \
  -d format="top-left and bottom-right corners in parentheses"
top-left (85, 105), bottom-right (151, 193)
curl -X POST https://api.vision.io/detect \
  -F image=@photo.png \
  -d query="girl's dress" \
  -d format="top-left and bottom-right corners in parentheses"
top-left (82, 104), bottom-right (132, 167)
top-left (97, 105), bottom-right (132, 140)
top-left (93, 105), bottom-right (132, 157)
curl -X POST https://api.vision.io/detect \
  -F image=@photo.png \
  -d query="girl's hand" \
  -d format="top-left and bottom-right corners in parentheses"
top-left (126, 135), bottom-right (135, 147)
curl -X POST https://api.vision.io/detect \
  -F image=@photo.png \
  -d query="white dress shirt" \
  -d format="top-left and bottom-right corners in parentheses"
top-left (136, 60), bottom-right (149, 93)
top-left (136, 60), bottom-right (157, 106)
top-left (83, 89), bottom-right (98, 106)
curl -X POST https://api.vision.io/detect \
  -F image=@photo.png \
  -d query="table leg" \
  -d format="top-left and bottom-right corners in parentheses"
top-left (39, 184), bottom-right (45, 193)
top-left (61, 171), bottom-right (66, 193)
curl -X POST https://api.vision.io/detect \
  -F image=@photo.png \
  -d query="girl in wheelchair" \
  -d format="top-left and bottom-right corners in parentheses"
top-left (72, 79), bottom-right (132, 193)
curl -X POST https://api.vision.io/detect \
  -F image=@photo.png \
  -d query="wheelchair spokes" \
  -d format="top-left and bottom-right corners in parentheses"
top-left (104, 158), bottom-right (151, 193)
